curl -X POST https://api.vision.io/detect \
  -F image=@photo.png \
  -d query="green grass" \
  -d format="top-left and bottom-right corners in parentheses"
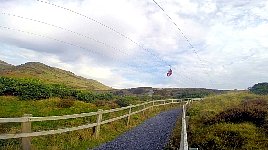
top-left (0, 96), bottom-right (99, 117)
top-left (0, 96), bottom-right (180, 150)
top-left (187, 92), bottom-right (268, 150)
top-left (166, 92), bottom-right (268, 150)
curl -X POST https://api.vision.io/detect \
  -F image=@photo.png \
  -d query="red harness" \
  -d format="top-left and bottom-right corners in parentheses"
top-left (167, 69), bottom-right (172, 76)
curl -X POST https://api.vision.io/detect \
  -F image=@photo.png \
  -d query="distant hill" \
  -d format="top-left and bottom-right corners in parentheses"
top-left (0, 61), bottom-right (111, 91)
top-left (0, 60), bottom-right (14, 70)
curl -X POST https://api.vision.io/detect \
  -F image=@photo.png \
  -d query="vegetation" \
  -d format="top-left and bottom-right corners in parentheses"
top-left (185, 92), bottom-right (268, 150)
top-left (249, 82), bottom-right (268, 95)
top-left (0, 96), bottom-right (179, 150)
top-left (1, 60), bottom-right (239, 149)
top-left (0, 76), bottom-right (114, 102)
top-left (155, 88), bottom-right (225, 99)
top-left (0, 61), bottom-right (111, 90)
top-left (175, 90), bottom-right (210, 99)
top-left (112, 87), bottom-right (226, 99)
top-left (0, 60), bottom-right (13, 70)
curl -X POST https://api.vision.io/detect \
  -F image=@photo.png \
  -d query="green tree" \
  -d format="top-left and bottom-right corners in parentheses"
top-left (249, 82), bottom-right (268, 95)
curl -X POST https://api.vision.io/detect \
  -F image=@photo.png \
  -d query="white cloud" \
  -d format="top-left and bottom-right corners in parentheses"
top-left (0, 0), bottom-right (268, 89)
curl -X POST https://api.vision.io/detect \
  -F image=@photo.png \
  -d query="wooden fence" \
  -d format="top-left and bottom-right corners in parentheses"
top-left (179, 101), bottom-right (189, 150)
top-left (0, 99), bottom-right (184, 150)
top-left (180, 99), bottom-right (202, 150)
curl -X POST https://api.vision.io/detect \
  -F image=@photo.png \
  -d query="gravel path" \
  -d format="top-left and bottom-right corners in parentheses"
top-left (93, 108), bottom-right (182, 150)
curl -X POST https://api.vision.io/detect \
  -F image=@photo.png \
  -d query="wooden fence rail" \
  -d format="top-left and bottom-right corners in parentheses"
top-left (0, 98), bottom-right (185, 150)
top-left (180, 101), bottom-right (189, 150)
top-left (179, 99), bottom-right (203, 150)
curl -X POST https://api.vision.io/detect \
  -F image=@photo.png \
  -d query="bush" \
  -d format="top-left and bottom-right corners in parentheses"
top-left (0, 77), bottom-right (114, 102)
top-left (190, 123), bottom-right (261, 150)
top-left (94, 100), bottom-right (118, 108)
top-left (75, 91), bottom-right (95, 102)
top-left (0, 77), bottom-right (53, 100)
top-left (187, 93), bottom-right (268, 150)
top-left (51, 84), bottom-right (73, 98)
top-left (204, 99), bottom-right (268, 126)
top-left (95, 93), bottom-right (113, 100)
top-left (16, 81), bottom-right (53, 100)
top-left (249, 82), bottom-right (268, 95)
top-left (0, 77), bottom-right (19, 96)
top-left (57, 99), bottom-right (75, 108)
top-left (115, 99), bottom-right (130, 107)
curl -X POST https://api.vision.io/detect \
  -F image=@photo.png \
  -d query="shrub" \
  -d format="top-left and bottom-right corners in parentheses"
top-left (94, 100), bottom-right (118, 108)
top-left (188, 93), bottom-right (268, 150)
top-left (189, 123), bottom-right (264, 150)
top-left (204, 99), bottom-right (268, 126)
top-left (115, 98), bottom-right (130, 107)
top-left (51, 84), bottom-right (73, 98)
top-left (95, 93), bottom-right (113, 100)
top-left (75, 91), bottom-right (95, 102)
top-left (0, 77), bottom-right (114, 102)
top-left (249, 82), bottom-right (268, 95)
top-left (16, 81), bottom-right (53, 100)
top-left (57, 99), bottom-right (75, 108)
top-left (0, 77), bottom-right (19, 96)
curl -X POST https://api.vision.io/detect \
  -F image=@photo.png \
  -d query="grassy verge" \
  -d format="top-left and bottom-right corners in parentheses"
top-left (166, 92), bottom-right (268, 150)
top-left (0, 96), bottom-right (180, 150)
top-left (188, 92), bottom-right (268, 150)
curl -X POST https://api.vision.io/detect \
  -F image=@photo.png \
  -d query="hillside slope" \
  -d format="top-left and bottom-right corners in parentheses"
top-left (0, 61), bottom-right (111, 91)
top-left (0, 60), bottom-right (14, 70)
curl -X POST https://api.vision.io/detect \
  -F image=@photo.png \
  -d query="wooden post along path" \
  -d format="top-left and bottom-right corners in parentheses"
top-left (127, 104), bottom-right (132, 126)
top-left (22, 114), bottom-right (32, 150)
top-left (94, 109), bottom-right (103, 138)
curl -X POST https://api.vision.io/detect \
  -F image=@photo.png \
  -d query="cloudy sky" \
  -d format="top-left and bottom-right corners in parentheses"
top-left (0, 0), bottom-right (268, 89)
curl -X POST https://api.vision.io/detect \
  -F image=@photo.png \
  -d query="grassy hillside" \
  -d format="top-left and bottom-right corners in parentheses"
top-left (0, 61), bottom-right (111, 91)
top-left (0, 60), bottom-right (14, 70)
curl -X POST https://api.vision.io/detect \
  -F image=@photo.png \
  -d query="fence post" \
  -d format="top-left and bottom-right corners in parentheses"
top-left (127, 104), bottom-right (132, 126)
top-left (143, 103), bottom-right (146, 115)
top-left (186, 116), bottom-right (190, 129)
top-left (94, 109), bottom-right (103, 138)
top-left (152, 100), bottom-right (155, 110)
top-left (22, 114), bottom-right (32, 150)
top-left (180, 104), bottom-right (188, 150)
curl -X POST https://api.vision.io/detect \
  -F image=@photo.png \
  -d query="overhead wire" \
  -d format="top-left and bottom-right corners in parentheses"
top-left (0, 12), bottom-right (150, 68)
top-left (0, 12), bottom-right (131, 55)
top-left (0, 23), bottom-right (191, 86)
top-left (35, 0), bottom-right (199, 86)
top-left (2, 0), bottom-right (202, 87)
top-left (36, 0), bottom-right (169, 67)
top-left (152, 0), bottom-right (215, 87)
top-left (0, 25), bottom-right (100, 56)
top-left (0, 24), bottom-right (146, 71)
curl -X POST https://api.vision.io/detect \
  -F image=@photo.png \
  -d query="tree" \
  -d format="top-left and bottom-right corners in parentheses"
top-left (249, 82), bottom-right (268, 95)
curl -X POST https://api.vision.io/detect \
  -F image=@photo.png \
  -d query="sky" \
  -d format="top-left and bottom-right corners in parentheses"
top-left (0, 0), bottom-right (268, 90)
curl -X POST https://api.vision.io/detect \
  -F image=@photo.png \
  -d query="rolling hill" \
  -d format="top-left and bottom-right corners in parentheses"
top-left (0, 60), bottom-right (14, 70)
top-left (0, 60), bottom-right (111, 91)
